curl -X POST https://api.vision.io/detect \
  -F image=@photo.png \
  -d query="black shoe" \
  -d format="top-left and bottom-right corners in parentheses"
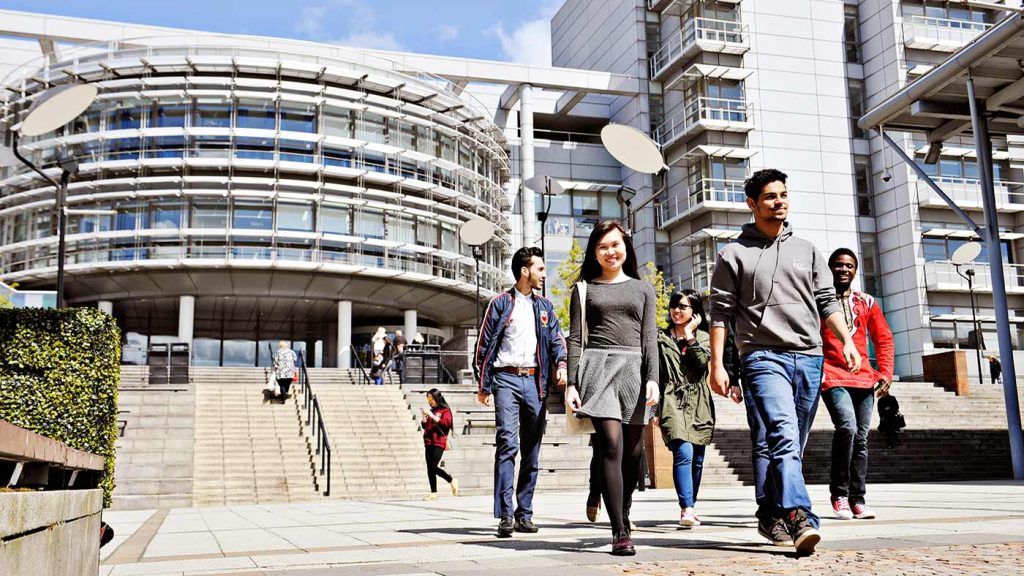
top-left (514, 518), bottom-right (539, 533)
top-left (611, 534), bottom-right (636, 556)
top-left (757, 516), bottom-right (793, 547)
top-left (497, 516), bottom-right (514, 538)
top-left (787, 509), bottom-right (821, 555)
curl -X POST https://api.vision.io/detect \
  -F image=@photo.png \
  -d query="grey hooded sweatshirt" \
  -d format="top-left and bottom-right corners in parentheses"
top-left (709, 222), bottom-right (841, 357)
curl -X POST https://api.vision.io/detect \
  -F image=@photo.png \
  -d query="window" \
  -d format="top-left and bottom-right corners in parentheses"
top-left (572, 191), bottom-right (600, 237)
top-left (151, 202), bottom-right (182, 229)
top-left (153, 100), bottom-right (189, 128)
top-left (321, 205), bottom-right (351, 234)
top-left (277, 203), bottom-right (313, 232)
top-left (106, 100), bottom-right (145, 130)
top-left (194, 99), bottom-right (231, 128)
top-left (357, 112), bottom-right (387, 144)
top-left (854, 155), bottom-right (873, 216)
top-left (848, 79), bottom-right (866, 138)
top-left (236, 99), bottom-right (276, 130)
top-left (280, 104), bottom-right (315, 133)
top-left (279, 140), bottom-right (314, 163)
top-left (844, 5), bottom-right (862, 63)
top-left (323, 107), bottom-right (354, 138)
top-left (355, 209), bottom-right (385, 239)
top-left (191, 199), bottom-right (228, 228)
top-left (389, 214), bottom-right (416, 244)
top-left (233, 202), bottom-right (273, 230)
top-left (323, 147), bottom-right (353, 168)
top-left (193, 135), bottom-right (230, 158)
top-left (416, 218), bottom-right (438, 248)
top-left (235, 136), bottom-right (274, 160)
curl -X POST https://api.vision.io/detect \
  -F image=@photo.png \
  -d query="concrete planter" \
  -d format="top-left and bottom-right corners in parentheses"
top-left (0, 489), bottom-right (102, 576)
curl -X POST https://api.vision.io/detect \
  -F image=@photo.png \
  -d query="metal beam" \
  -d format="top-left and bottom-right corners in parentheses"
top-left (986, 75), bottom-right (1024, 110)
top-left (554, 91), bottom-right (586, 116)
top-left (928, 118), bottom-right (972, 142)
top-left (911, 100), bottom-right (972, 120)
top-left (451, 80), bottom-right (468, 95)
top-left (498, 84), bottom-right (521, 111)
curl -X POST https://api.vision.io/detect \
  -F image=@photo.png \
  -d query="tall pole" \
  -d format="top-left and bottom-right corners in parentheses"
top-left (966, 269), bottom-right (983, 387)
top-left (56, 170), bottom-right (69, 308)
top-left (475, 254), bottom-right (481, 332)
top-left (967, 76), bottom-right (1024, 479)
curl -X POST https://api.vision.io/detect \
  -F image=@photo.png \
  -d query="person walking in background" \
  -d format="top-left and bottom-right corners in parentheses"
top-left (821, 248), bottom-right (894, 521)
top-left (708, 169), bottom-right (861, 555)
top-left (394, 330), bottom-right (408, 382)
top-left (474, 246), bottom-right (567, 538)
top-left (657, 289), bottom-right (715, 528)
top-left (990, 355), bottom-right (1002, 385)
top-left (565, 220), bottom-right (659, 556)
top-left (272, 341), bottom-right (297, 402)
top-left (421, 389), bottom-right (458, 500)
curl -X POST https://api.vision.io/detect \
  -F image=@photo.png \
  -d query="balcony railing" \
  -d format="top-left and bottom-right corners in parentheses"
top-left (915, 176), bottom-right (1024, 211)
top-left (902, 15), bottom-right (992, 51)
top-left (653, 96), bottom-right (753, 148)
top-left (659, 178), bottom-right (747, 226)
top-left (924, 260), bottom-right (1024, 293)
top-left (670, 263), bottom-right (715, 294)
top-left (650, 17), bottom-right (749, 80)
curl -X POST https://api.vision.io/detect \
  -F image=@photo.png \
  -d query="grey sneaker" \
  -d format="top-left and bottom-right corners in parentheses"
top-left (757, 516), bottom-right (793, 546)
top-left (787, 509), bottom-right (821, 555)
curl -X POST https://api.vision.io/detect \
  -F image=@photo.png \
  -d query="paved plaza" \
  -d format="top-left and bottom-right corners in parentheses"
top-left (98, 481), bottom-right (1024, 576)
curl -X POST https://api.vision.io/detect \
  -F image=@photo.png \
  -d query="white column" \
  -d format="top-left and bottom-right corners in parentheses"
top-left (177, 295), bottom-right (195, 345)
top-left (404, 309), bottom-right (417, 344)
top-left (520, 83), bottom-right (536, 247)
top-left (337, 300), bottom-right (352, 369)
top-left (97, 300), bottom-right (113, 315)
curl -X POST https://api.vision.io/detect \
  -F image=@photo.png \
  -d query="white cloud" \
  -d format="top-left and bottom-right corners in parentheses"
top-left (491, 1), bottom-right (561, 66)
top-left (294, 5), bottom-right (327, 39)
top-left (331, 32), bottom-right (403, 51)
top-left (437, 25), bottom-right (459, 43)
top-left (293, 1), bottom-right (404, 51)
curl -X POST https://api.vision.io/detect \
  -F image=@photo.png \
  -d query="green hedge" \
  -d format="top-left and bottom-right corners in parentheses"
top-left (0, 307), bottom-right (120, 507)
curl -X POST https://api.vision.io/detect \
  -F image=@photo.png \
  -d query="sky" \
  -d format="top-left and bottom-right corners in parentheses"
top-left (0, 0), bottom-right (565, 65)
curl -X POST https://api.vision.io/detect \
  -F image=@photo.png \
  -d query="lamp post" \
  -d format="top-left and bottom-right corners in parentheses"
top-left (7, 84), bottom-right (98, 308)
top-left (459, 218), bottom-right (495, 331)
top-left (523, 175), bottom-right (565, 295)
top-left (952, 241), bottom-right (985, 387)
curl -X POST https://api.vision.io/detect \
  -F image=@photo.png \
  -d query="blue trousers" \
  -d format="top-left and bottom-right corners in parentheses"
top-left (492, 372), bottom-right (546, 520)
top-left (668, 439), bottom-right (705, 509)
top-left (742, 351), bottom-right (822, 528)
top-left (823, 386), bottom-right (874, 505)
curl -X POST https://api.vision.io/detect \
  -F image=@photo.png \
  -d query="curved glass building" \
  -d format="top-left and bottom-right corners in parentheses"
top-left (0, 39), bottom-right (513, 366)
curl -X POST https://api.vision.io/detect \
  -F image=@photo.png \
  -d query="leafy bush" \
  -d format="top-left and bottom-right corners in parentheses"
top-left (0, 307), bottom-right (120, 506)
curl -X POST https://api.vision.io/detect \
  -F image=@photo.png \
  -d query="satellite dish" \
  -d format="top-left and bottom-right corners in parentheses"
top-left (523, 175), bottom-right (566, 196)
top-left (951, 241), bottom-right (982, 265)
top-left (600, 123), bottom-right (668, 174)
top-left (459, 218), bottom-right (495, 246)
top-left (20, 84), bottom-right (99, 137)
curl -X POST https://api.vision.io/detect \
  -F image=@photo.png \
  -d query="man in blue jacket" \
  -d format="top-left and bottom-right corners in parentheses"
top-left (475, 246), bottom-right (567, 537)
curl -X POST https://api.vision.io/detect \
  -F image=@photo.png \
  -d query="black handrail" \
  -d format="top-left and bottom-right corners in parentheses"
top-left (297, 351), bottom-right (331, 497)
top-left (349, 349), bottom-right (372, 385)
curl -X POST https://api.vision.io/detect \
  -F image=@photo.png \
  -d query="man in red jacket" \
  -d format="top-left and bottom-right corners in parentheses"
top-left (821, 248), bottom-right (895, 521)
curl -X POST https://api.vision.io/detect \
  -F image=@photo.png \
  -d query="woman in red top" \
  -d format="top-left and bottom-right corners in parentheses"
top-left (421, 389), bottom-right (458, 500)
top-left (820, 248), bottom-right (895, 521)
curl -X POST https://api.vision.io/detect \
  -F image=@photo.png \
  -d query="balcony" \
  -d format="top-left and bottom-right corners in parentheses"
top-left (915, 177), bottom-right (1024, 212)
top-left (650, 17), bottom-right (749, 81)
top-left (902, 15), bottom-right (992, 52)
top-left (659, 178), bottom-right (747, 227)
top-left (669, 263), bottom-right (715, 294)
top-left (924, 260), bottom-right (1024, 294)
top-left (653, 97), bottom-right (754, 148)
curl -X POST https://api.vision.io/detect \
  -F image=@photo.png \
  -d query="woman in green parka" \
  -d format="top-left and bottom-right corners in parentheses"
top-left (657, 289), bottom-right (715, 528)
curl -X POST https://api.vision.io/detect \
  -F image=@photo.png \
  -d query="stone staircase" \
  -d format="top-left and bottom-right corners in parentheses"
top-left (190, 367), bottom-right (320, 506)
top-left (305, 368), bottom-right (426, 500)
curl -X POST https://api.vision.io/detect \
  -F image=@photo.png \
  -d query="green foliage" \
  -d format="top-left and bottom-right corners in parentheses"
top-left (643, 262), bottom-right (675, 330)
top-left (0, 307), bottom-right (120, 507)
top-left (550, 239), bottom-right (584, 331)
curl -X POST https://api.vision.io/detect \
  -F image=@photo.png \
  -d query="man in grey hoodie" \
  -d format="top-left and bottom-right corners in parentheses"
top-left (708, 168), bottom-right (861, 555)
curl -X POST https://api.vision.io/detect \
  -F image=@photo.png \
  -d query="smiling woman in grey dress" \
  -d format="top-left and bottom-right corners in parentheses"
top-left (565, 220), bottom-right (659, 557)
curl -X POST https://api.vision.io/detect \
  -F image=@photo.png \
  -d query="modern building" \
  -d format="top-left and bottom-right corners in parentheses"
top-left (2, 1), bottom-right (1023, 378)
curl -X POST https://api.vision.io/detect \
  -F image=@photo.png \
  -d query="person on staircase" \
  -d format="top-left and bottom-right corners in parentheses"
top-left (272, 341), bottom-right (297, 402)
top-left (474, 246), bottom-right (567, 538)
top-left (656, 289), bottom-right (715, 528)
top-left (821, 247), bottom-right (894, 521)
top-left (421, 389), bottom-right (458, 500)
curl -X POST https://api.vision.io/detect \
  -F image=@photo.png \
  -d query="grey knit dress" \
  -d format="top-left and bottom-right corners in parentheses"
top-left (567, 278), bottom-right (659, 425)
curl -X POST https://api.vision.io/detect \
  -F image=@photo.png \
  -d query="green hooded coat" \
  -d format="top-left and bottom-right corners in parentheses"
top-left (656, 328), bottom-right (715, 446)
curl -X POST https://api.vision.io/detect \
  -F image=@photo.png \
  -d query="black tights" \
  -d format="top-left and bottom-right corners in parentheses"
top-left (594, 418), bottom-right (645, 537)
top-left (425, 446), bottom-right (452, 492)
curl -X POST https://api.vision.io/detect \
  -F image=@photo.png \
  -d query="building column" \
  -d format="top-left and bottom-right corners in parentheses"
top-left (337, 300), bottom-right (352, 369)
top-left (520, 83), bottom-right (536, 247)
top-left (404, 309), bottom-right (418, 344)
top-left (178, 295), bottom-right (195, 345)
top-left (97, 300), bottom-right (113, 315)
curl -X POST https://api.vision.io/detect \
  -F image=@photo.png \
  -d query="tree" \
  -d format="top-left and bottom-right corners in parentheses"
top-left (643, 262), bottom-right (674, 330)
top-left (550, 239), bottom-right (584, 331)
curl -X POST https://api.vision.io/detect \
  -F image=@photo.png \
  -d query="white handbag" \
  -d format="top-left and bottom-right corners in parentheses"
top-left (264, 371), bottom-right (280, 396)
top-left (566, 281), bottom-right (596, 435)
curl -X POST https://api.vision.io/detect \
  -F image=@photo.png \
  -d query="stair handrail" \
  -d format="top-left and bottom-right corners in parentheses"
top-left (297, 351), bottom-right (332, 497)
top-left (349, 349), bottom-right (373, 385)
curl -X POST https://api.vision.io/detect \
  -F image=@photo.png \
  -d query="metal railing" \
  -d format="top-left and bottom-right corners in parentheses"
top-left (652, 96), bottom-right (753, 147)
top-left (349, 349), bottom-right (373, 385)
top-left (924, 260), bottom-right (1024, 292)
top-left (297, 351), bottom-right (332, 497)
top-left (650, 17), bottom-right (749, 79)
top-left (670, 263), bottom-right (714, 294)
top-left (659, 178), bottom-right (747, 225)
top-left (915, 176), bottom-right (1024, 207)
top-left (902, 15), bottom-right (992, 49)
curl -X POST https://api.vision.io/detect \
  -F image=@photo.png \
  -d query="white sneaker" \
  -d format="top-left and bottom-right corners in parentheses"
top-left (679, 508), bottom-right (700, 527)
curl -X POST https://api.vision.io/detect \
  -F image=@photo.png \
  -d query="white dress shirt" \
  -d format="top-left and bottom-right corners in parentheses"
top-left (493, 289), bottom-right (538, 368)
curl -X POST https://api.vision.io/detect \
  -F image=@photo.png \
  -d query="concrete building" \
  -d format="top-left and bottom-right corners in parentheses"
top-left (2, 2), bottom-right (1023, 378)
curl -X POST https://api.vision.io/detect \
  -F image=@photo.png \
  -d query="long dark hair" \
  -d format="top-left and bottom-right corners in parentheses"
top-left (574, 220), bottom-right (639, 284)
top-left (426, 388), bottom-right (450, 411)
top-left (668, 289), bottom-right (709, 333)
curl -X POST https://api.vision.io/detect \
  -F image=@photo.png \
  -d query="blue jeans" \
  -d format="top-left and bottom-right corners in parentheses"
top-left (492, 372), bottom-right (546, 520)
top-left (742, 350), bottom-right (822, 528)
top-left (823, 386), bottom-right (874, 505)
top-left (668, 439), bottom-right (705, 509)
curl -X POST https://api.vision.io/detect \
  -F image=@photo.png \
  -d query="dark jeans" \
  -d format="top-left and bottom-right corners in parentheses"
top-left (742, 351), bottom-right (822, 528)
top-left (276, 378), bottom-right (292, 398)
top-left (823, 386), bottom-right (874, 505)
top-left (425, 445), bottom-right (452, 492)
top-left (493, 372), bottom-right (546, 520)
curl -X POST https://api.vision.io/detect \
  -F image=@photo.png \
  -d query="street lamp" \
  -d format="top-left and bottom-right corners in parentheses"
top-left (523, 174), bottom-right (565, 295)
top-left (951, 241), bottom-right (985, 387)
top-left (459, 218), bottom-right (495, 332)
top-left (599, 124), bottom-right (668, 235)
top-left (7, 83), bottom-right (98, 308)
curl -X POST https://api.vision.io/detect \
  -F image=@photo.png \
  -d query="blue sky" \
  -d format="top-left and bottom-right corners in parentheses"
top-left (0, 0), bottom-right (564, 64)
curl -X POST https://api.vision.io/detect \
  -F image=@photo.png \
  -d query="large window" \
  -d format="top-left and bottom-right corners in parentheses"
top-left (191, 199), bottom-right (228, 228)
top-left (194, 99), bottom-right (231, 128)
top-left (917, 156), bottom-right (1010, 182)
top-left (321, 205), bottom-right (351, 234)
top-left (844, 4), bottom-right (862, 63)
top-left (235, 136), bottom-right (274, 160)
top-left (848, 79), bottom-right (865, 138)
top-left (355, 209), bottom-right (385, 239)
top-left (357, 112), bottom-right (387, 144)
top-left (277, 203), bottom-right (313, 232)
top-left (236, 99), bottom-right (276, 130)
top-left (233, 202), bottom-right (273, 230)
top-left (280, 104), bottom-right (316, 133)
top-left (854, 155), bottom-right (873, 216)
top-left (153, 100), bottom-right (189, 128)
top-left (922, 234), bottom-right (1011, 262)
top-left (323, 107), bottom-right (354, 138)
top-left (573, 191), bottom-right (600, 238)
top-left (106, 100), bottom-right (145, 130)
top-left (151, 201), bottom-right (183, 229)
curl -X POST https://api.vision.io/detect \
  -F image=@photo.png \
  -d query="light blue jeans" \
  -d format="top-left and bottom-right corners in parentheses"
top-left (668, 439), bottom-right (705, 509)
